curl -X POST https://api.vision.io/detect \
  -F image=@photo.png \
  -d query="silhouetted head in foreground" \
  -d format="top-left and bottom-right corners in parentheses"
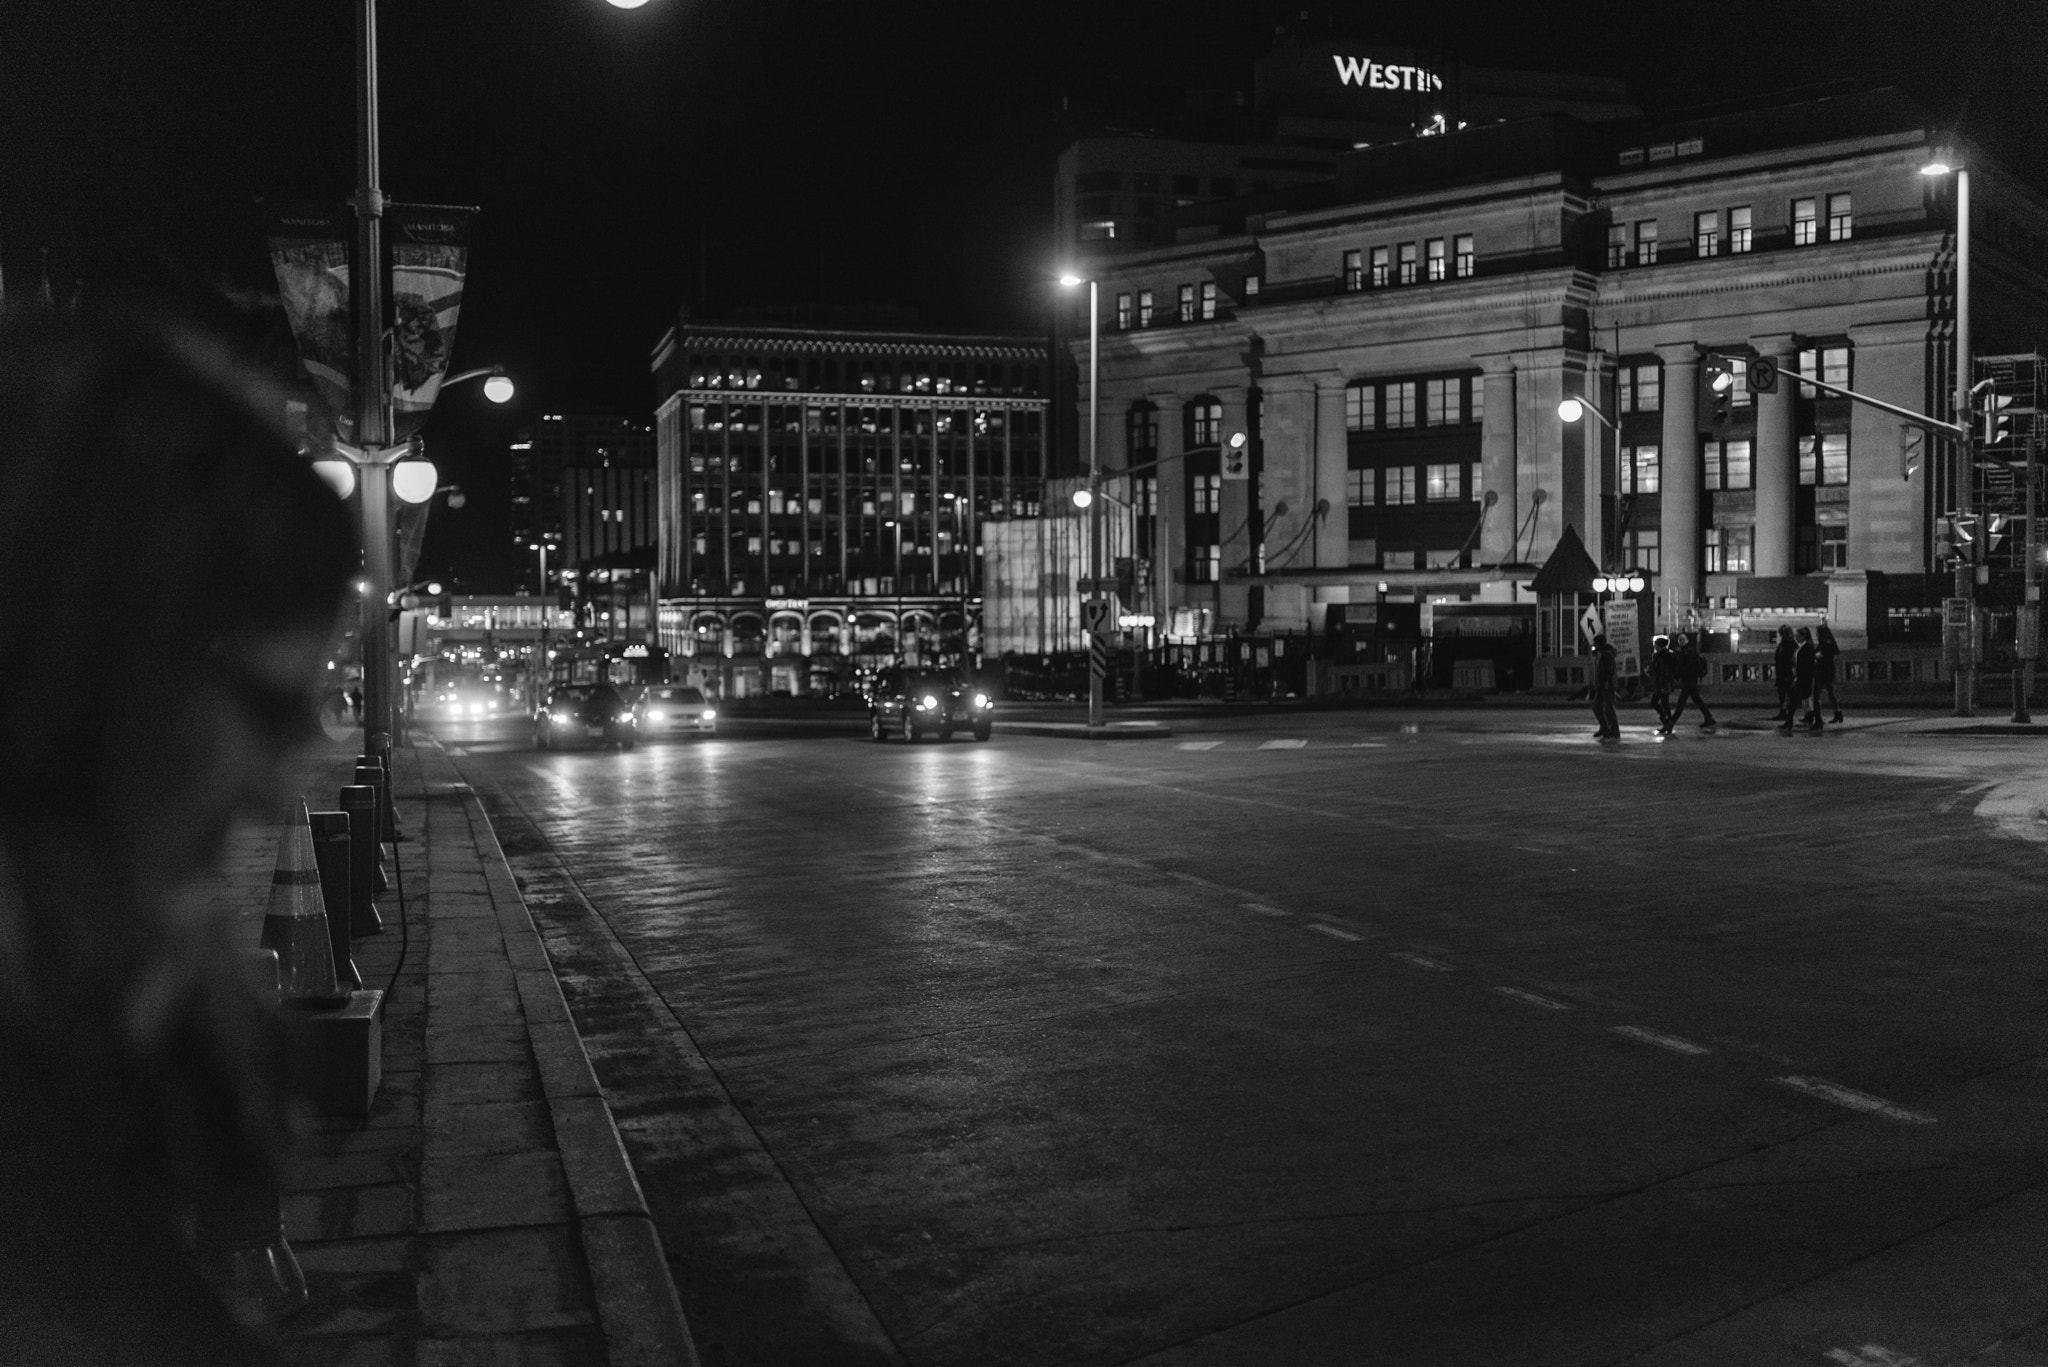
top-left (0, 303), bottom-right (354, 1362)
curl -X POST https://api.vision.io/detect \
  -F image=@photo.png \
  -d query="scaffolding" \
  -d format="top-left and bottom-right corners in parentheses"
top-left (1974, 353), bottom-right (2045, 572)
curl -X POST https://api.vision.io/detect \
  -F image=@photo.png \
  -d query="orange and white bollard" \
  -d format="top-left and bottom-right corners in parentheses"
top-left (258, 801), bottom-right (341, 1005)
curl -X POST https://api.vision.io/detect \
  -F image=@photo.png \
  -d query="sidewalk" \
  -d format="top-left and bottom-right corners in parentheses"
top-left (201, 735), bottom-right (696, 1365)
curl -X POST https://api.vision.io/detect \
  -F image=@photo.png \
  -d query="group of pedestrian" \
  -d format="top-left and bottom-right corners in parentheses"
top-left (1644, 632), bottom-right (1716, 734)
top-left (1771, 622), bottom-right (1844, 733)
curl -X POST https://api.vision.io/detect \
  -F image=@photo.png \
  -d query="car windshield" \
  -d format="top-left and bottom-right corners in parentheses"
top-left (650, 687), bottom-right (705, 703)
top-left (555, 686), bottom-right (622, 709)
top-left (908, 675), bottom-right (958, 694)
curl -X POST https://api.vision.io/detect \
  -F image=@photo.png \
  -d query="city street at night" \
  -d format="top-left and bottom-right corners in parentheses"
top-left (435, 706), bottom-right (2048, 1367)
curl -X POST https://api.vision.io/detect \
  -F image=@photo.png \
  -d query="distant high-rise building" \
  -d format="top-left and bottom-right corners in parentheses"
top-left (508, 411), bottom-right (655, 587)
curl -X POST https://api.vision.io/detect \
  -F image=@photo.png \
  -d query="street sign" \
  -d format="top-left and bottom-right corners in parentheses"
top-left (1081, 598), bottom-right (1113, 637)
top-left (1602, 600), bottom-right (1640, 677)
top-left (1578, 604), bottom-right (1602, 647)
top-left (1944, 597), bottom-right (1972, 628)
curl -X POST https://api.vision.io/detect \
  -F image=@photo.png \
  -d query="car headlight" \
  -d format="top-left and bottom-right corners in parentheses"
top-left (551, 712), bottom-right (571, 726)
top-left (470, 703), bottom-right (483, 715)
top-left (646, 709), bottom-right (667, 721)
top-left (702, 708), bottom-right (716, 721)
top-left (919, 694), bottom-right (938, 709)
top-left (974, 693), bottom-right (990, 709)
top-left (488, 700), bottom-right (498, 711)
top-left (617, 713), bottom-right (634, 724)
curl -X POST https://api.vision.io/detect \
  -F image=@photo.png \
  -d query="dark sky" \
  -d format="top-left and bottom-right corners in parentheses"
top-left (3, 0), bottom-right (2044, 589)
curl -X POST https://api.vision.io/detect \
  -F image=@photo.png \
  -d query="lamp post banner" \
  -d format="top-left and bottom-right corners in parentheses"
top-left (387, 203), bottom-right (474, 440)
top-left (266, 202), bottom-right (356, 437)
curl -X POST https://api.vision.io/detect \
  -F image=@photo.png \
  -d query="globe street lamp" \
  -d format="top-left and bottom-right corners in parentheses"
top-left (1059, 271), bottom-right (1105, 728)
top-left (1923, 153), bottom-right (1976, 716)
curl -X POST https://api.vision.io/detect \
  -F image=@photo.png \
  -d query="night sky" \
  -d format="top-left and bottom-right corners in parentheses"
top-left (3, 0), bottom-right (2044, 590)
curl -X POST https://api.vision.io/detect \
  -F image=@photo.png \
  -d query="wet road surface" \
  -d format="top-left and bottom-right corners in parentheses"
top-left (436, 706), bottom-right (2048, 1366)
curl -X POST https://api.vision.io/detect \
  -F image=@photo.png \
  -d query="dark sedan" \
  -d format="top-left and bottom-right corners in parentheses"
top-left (533, 684), bottom-right (637, 751)
top-left (868, 669), bottom-right (993, 742)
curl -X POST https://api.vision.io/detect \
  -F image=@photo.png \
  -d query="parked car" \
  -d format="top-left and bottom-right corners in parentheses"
top-left (637, 684), bottom-right (718, 738)
top-left (533, 684), bottom-right (637, 750)
top-left (868, 668), bottom-right (993, 742)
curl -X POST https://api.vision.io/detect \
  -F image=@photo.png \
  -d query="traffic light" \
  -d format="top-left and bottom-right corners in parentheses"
top-left (1898, 424), bottom-right (1924, 482)
top-left (1984, 391), bottom-right (2017, 446)
top-left (1745, 355), bottom-right (1779, 395)
top-left (1700, 352), bottom-right (1737, 428)
top-left (1222, 431), bottom-right (1249, 479)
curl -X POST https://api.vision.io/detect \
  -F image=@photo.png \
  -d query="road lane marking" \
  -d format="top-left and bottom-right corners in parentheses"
top-left (1771, 1076), bottom-right (1936, 1125)
top-left (1493, 986), bottom-right (1570, 1011)
top-left (1350, 741), bottom-right (1387, 748)
top-left (1178, 741), bottom-right (1222, 751)
top-left (1306, 923), bottom-right (1362, 942)
top-left (1259, 739), bottom-right (1307, 750)
top-left (1391, 952), bottom-right (1452, 971)
top-left (1826, 1345), bottom-right (1921, 1366)
top-left (1612, 1025), bottom-right (1711, 1056)
top-left (1239, 901), bottom-right (1290, 918)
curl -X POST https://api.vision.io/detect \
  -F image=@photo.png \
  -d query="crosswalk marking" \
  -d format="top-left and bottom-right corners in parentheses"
top-left (1178, 740), bottom-right (1222, 751)
top-left (1258, 739), bottom-right (1307, 750)
top-left (1493, 986), bottom-right (1571, 1011)
top-left (1306, 923), bottom-right (1362, 942)
top-left (1772, 1076), bottom-right (1935, 1125)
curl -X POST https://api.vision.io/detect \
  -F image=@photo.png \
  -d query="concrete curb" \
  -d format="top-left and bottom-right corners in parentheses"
top-left (434, 751), bottom-right (701, 1367)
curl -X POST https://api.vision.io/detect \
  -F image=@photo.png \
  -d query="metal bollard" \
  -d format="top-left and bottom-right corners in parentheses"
top-left (337, 785), bottom-right (384, 935)
top-left (353, 760), bottom-right (390, 895)
top-left (308, 812), bottom-right (361, 993)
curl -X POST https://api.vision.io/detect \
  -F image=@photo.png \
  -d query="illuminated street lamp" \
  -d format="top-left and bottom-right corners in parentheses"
top-left (1923, 153), bottom-right (1976, 716)
top-left (1059, 270), bottom-right (1105, 728)
top-left (1557, 394), bottom-right (1618, 431)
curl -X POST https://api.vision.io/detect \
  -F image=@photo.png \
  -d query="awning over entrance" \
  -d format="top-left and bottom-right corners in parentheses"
top-left (1526, 526), bottom-right (1601, 596)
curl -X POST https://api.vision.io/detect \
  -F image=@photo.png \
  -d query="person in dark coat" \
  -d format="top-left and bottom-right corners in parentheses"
top-left (1783, 626), bottom-right (1817, 733)
top-left (1668, 631), bottom-right (1716, 728)
top-left (1772, 624), bottom-right (1797, 721)
top-left (1647, 634), bottom-right (1677, 734)
top-left (1591, 632), bottom-right (1621, 739)
top-left (1814, 620), bottom-right (1844, 724)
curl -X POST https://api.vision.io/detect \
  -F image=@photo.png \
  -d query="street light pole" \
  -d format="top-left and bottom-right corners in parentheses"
top-left (1955, 166), bottom-right (1975, 716)
top-left (1086, 278), bottom-right (1103, 728)
top-left (354, 0), bottom-right (396, 760)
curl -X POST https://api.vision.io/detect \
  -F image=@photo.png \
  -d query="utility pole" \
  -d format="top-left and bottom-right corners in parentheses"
top-left (1954, 168), bottom-right (1976, 716)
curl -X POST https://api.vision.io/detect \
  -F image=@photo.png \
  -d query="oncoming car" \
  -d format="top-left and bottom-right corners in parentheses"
top-left (868, 668), bottom-right (993, 742)
top-left (533, 684), bottom-right (637, 751)
top-left (637, 684), bottom-right (717, 738)
top-left (426, 681), bottom-right (505, 721)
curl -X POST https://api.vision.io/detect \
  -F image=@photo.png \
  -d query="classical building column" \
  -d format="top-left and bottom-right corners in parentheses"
top-left (1257, 376), bottom-right (1317, 575)
top-left (1752, 333), bottom-right (1800, 577)
top-left (1511, 353), bottom-right (1573, 565)
top-left (1151, 391), bottom-right (1187, 614)
top-left (1312, 375), bottom-right (1349, 569)
top-left (1476, 358), bottom-right (1518, 563)
top-left (1656, 345), bottom-right (1703, 615)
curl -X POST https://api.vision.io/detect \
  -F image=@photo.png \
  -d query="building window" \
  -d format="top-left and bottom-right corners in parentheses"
top-left (1347, 468), bottom-right (1376, 506)
top-left (1454, 234), bottom-right (1475, 278)
top-left (1707, 439), bottom-right (1752, 490)
top-left (1385, 467), bottom-right (1418, 505)
top-left (1426, 238), bottom-right (1447, 281)
top-left (1728, 361), bottom-right (1752, 407)
top-left (1381, 549), bottom-right (1418, 570)
top-left (1469, 377), bottom-right (1485, 426)
top-left (1243, 273), bottom-right (1261, 297)
top-left (1623, 527), bottom-right (1661, 573)
top-left (1819, 522), bottom-right (1848, 569)
top-left (1792, 197), bottom-right (1818, 246)
top-left (1730, 205), bottom-right (1753, 253)
top-left (1695, 210), bottom-right (1719, 258)
top-left (1622, 444), bottom-right (1661, 494)
top-left (1385, 381), bottom-right (1417, 428)
top-left (1137, 290), bottom-right (1154, 327)
top-left (1135, 475), bottom-right (1158, 516)
top-left (1115, 292), bottom-right (1132, 329)
top-left (1080, 219), bottom-right (1117, 241)
top-left (1800, 432), bottom-right (1850, 485)
top-left (1178, 283), bottom-right (1195, 323)
top-left (1607, 222), bottom-right (1628, 268)
top-left (1635, 220), bottom-right (1659, 266)
top-left (1343, 249), bottom-right (1364, 291)
top-left (1127, 404), bottom-right (1158, 456)
top-left (1397, 242), bottom-right (1418, 284)
top-left (1725, 525), bottom-right (1753, 572)
top-left (1200, 281), bottom-right (1217, 320)
top-left (1827, 192), bottom-right (1853, 241)
top-left (1797, 345), bottom-right (1852, 396)
top-left (1345, 381), bottom-right (1376, 432)
top-left (1370, 246), bottom-right (1390, 287)
top-left (1192, 473), bottom-right (1221, 514)
top-left (1424, 463), bottom-right (1460, 500)
top-left (1619, 363), bottom-right (1662, 414)
top-left (1192, 544), bottom-right (1220, 582)
top-left (1191, 399), bottom-right (1222, 447)
top-left (1425, 378), bottom-right (1457, 426)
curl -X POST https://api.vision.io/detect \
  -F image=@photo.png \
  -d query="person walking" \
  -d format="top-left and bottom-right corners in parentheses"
top-left (1814, 620), bottom-right (1844, 724)
top-left (1647, 634), bottom-right (1677, 734)
top-left (1669, 631), bottom-right (1717, 729)
top-left (1591, 632), bottom-right (1621, 740)
top-left (1772, 624), bottom-right (1797, 721)
top-left (1783, 626), bottom-right (1817, 733)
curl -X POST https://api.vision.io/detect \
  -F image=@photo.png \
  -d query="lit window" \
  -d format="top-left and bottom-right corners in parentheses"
top-left (1819, 432), bottom-right (1849, 484)
top-left (1635, 219), bottom-right (1659, 266)
top-left (1080, 219), bottom-right (1117, 241)
top-left (1729, 205), bottom-right (1753, 253)
top-left (1721, 439), bottom-right (1752, 490)
top-left (1728, 362), bottom-right (1751, 406)
top-left (1426, 238), bottom-right (1447, 281)
top-left (1370, 246), bottom-right (1390, 287)
top-left (1191, 400), bottom-right (1222, 447)
top-left (1424, 463), bottom-right (1460, 500)
top-left (1137, 290), bottom-right (1154, 327)
top-left (1195, 545), bottom-right (1221, 582)
top-left (1116, 292), bottom-right (1132, 329)
top-left (1347, 468), bottom-right (1376, 506)
top-left (1345, 381), bottom-right (1376, 432)
top-left (1827, 192), bottom-right (1853, 241)
top-left (1385, 467), bottom-right (1418, 504)
top-left (1819, 522), bottom-right (1848, 569)
top-left (1822, 346), bottom-right (1851, 388)
top-left (1192, 474), bottom-right (1220, 513)
top-left (1623, 444), bottom-right (1661, 494)
top-left (1343, 248), bottom-right (1364, 291)
top-left (1178, 283), bottom-right (1195, 323)
top-left (1425, 378), bottom-right (1456, 425)
top-left (1381, 549), bottom-right (1418, 570)
top-left (1397, 242), bottom-right (1418, 284)
top-left (1243, 273), bottom-right (1261, 297)
top-left (1623, 527), bottom-right (1661, 573)
top-left (1695, 210), bottom-right (1719, 258)
top-left (1792, 197), bottom-right (1818, 246)
top-left (747, 535), bottom-right (762, 553)
top-left (1469, 378), bottom-right (1485, 426)
top-left (1385, 382), bottom-right (1417, 428)
top-left (1725, 525), bottom-right (1753, 572)
top-left (1607, 222), bottom-right (1628, 268)
top-left (1705, 526), bottom-right (1723, 571)
top-left (1200, 281), bottom-right (1217, 320)
top-left (1454, 234), bottom-right (1475, 278)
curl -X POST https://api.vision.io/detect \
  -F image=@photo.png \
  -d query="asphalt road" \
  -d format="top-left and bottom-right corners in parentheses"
top-left (434, 703), bottom-right (2048, 1367)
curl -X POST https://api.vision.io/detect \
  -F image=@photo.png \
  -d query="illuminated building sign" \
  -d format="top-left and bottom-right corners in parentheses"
top-left (1331, 55), bottom-right (1443, 93)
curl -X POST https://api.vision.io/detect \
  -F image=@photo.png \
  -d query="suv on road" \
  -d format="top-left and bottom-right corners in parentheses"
top-left (868, 668), bottom-right (993, 743)
top-left (533, 684), bottom-right (637, 751)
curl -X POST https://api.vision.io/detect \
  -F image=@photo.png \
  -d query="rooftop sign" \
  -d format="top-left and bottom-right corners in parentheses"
top-left (1331, 55), bottom-right (1443, 93)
